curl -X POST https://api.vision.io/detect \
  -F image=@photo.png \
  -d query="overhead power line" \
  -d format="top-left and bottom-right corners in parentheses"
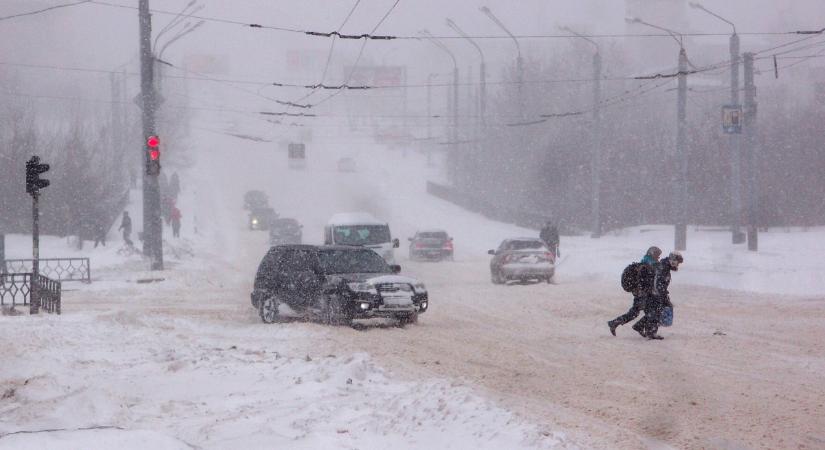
top-left (85, 1), bottom-right (824, 41)
top-left (0, 0), bottom-right (90, 21)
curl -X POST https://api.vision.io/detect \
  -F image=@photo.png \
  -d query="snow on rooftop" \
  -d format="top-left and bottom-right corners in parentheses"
top-left (327, 212), bottom-right (387, 226)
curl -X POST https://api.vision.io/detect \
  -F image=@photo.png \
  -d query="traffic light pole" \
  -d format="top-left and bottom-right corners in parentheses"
top-left (139, 0), bottom-right (164, 270)
top-left (675, 48), bottom-right (688, 251)
top-left (31, 192), bottom-right (40, 314)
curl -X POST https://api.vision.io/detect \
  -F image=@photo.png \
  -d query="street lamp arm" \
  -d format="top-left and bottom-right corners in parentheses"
top-left (479, 6), bottom-right (520, 58)
top-left (420, 30), bottom-right (457, 68)
top-left (626, 17), bottom-right (684, 48)
top-left (446, 18), bottom-right (484, 63)
top-left (688, 2), bottom-right (736, 34)
top-left (159, 20), bottom-right (205, 60)
top-left (559, 25), bottom-right (599, 54)
top-left (152, 1), bottom-right (200, 52)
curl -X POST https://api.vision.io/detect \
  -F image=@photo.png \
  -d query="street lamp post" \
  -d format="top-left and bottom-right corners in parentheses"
top-left (480, 6), bottom-right (522, 120)
top-left (689, 2), bottom-right (745, 245)
top-left (628, 17), bottom-right (689, 250)
top-left (446, 18), bottom-right (485, 126)
top-left (421, 30), bottom-right (459, 185)
top-left (561, 26), bottom-right (603, 238)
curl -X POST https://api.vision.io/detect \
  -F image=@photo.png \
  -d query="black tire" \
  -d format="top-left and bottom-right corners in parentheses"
top-left (259, 295), bottom-right (279, 324)
top-left (491, 270), bottom-right (504, 285)
top-left (323, 295), bottom-right (353, 326)
top-left (397, 312), bottom-right (418, 326)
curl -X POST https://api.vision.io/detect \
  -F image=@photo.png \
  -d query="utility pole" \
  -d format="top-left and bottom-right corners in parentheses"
top-left (729, 33), bottom-right (744, 244)
top-left (426, 73), bottom-right (434, 166)
top-left (675, 48), bottom-right (688, 251)
top-left (562, 26), bottom-right (603, 238)
top-left (744, 52), bottom-right (759, 251)
top-left (591, 51), bottom-right (603, 238)
top-left (139, 0), bottom-right (164, 270)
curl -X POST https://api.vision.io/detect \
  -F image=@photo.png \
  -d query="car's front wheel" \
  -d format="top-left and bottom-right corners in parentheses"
top-left (259, 295), bottom-right (279, 323)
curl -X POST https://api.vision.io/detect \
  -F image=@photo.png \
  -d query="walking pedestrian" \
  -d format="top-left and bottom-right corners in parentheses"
top-left (636, 251), bottom-right (683, 340)
top-left (540, 221), bottom-right (560, 257)
top-left (118, 211), bottom-right (133, 247)
top-left (171, 206), bottom-right (182, 238)
top-left (93, 220), bottom-right (107, 248)
top-left (608, 246), bottom-right (661, 336)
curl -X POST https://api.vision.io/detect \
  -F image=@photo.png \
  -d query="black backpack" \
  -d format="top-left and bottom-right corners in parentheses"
top-left (621, 262), bottom-right (643, 292)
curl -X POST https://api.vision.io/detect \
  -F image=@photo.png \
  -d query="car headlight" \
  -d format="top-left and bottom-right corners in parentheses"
top-left (413, 282), bottom-right (427, 294)
top-left (348, 282), bottom-right (376, 293)
top-left (252, 218), bottom-right (259, 225)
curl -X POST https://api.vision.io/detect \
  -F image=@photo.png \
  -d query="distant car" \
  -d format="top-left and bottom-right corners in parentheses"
top-left (249, 207), bottom-right (276, 231)
top-left (488, 238), bottom-right (555, 284)
top-left (270, 218), bottom-right (303, 245)
top-left (251, 245), bottom-right (428, 326)
top-left (337, 157), bottom-right (356, 172)
top-left (243, 190), bottom-right (269, 210)
top-left (408, 230), bottom-right (453, 261)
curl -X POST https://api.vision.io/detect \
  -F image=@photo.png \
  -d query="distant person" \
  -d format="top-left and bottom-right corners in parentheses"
top-left (171, 206), bottom-right (182, 238)
top-left (169, 172), bottom-right (181, 200)
top-left (636, 251), bottom-right (683, 340)
top-left (539, 221), bottom-right (560, 257)
top-left (118, 211), bottom-right (133, 247)
top-left (93, 220), bottom-right (107, 248)
top-left (608, 246), bottom-right (661, 336)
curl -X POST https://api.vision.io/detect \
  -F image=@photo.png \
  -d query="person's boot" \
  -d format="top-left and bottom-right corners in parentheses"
top-left (647, 333), bottom-right (664, 340)
top-left (631, 322), bottom-right (647, 338)
top-left (608, 320), bottom-right (618, 336)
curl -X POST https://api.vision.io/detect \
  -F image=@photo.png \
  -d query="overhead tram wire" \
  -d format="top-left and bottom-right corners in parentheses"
top-left (82, 2), bottom-right (825, 40)
top-left (280, 0), bottom-right (361, 107)
top-left (309, 0), bottom-right (403, 109)
top-left (0, 0), bottom-right (91, 21)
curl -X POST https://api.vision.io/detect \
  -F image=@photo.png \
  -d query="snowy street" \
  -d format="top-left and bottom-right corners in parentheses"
top-left (3, 130), bottom-right (825, 449)
top-left (4, 2), bottom-right (825, 446)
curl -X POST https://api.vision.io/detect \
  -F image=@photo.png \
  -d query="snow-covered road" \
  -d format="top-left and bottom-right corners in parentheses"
top-left (3, 111), bottom-right (825, 450)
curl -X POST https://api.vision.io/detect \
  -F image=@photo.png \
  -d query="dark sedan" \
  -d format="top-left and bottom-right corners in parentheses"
top-left (408, 230), bottom-right (454, 261)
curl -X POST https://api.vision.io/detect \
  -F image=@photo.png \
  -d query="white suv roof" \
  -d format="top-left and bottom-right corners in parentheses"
top-left (327, 212), bottom-right (386, 226)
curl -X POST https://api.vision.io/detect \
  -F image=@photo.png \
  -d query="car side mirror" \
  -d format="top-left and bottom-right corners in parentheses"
top-left (392, 238), bottom-right (400, 248)
top-left (487, 249), bottom-right (496, 255)
top-left (390, 264), bottom-right (401, 274)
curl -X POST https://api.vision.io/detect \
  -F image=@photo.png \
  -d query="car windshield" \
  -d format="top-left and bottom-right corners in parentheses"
top-left (504, 240), bottom-right (546, 251)
top-left (318, 249), bottom-right (390, 274)
top-left (418, 231), bottom-right (448, 239)
top-left (273, 219), bottom-right (299, 229)
top-left (333, 225), bottom-right (391, 246)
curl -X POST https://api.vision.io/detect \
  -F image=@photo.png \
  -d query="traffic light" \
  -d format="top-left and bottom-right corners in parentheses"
top-left (146, 135), bottom-right (161, 175)
top-left (26, 156), bottom-right (50, 195)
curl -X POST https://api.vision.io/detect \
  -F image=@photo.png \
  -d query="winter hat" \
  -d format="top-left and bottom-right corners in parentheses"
top-left (646, 246), bottom-right (662, 259)
top-left (668, 251), bottom-right (684, 269)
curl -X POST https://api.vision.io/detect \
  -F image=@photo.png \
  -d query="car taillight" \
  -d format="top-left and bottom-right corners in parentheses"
top-left (443, 241), bottom-right (453, 250)
top-left (415, 242), bottom-right (426, 249)
top-left (545, 252), bottom-right (555, 262)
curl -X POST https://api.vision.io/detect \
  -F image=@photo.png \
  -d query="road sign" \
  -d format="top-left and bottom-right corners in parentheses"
top-left (722, 105), bottom-right (743, 134)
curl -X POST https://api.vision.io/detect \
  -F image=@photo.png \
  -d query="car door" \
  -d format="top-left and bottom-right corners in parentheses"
top-left (277, 249), bottom-right (322, 309)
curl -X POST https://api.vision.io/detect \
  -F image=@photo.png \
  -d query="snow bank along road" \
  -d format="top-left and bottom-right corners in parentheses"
top-left (3, 123), bottom-right (824, 449)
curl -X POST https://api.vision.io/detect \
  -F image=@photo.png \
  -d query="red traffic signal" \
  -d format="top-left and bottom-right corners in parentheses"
top-left (146, 135), bottom-right (161, 175)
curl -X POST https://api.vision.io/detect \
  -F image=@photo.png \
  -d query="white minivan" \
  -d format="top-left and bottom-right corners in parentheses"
top-left (324, 212), bottom-right (400, 263)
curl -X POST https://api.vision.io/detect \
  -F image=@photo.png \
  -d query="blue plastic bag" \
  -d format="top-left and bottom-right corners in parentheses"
top-left (660, 306), bottom-right (673, 327)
